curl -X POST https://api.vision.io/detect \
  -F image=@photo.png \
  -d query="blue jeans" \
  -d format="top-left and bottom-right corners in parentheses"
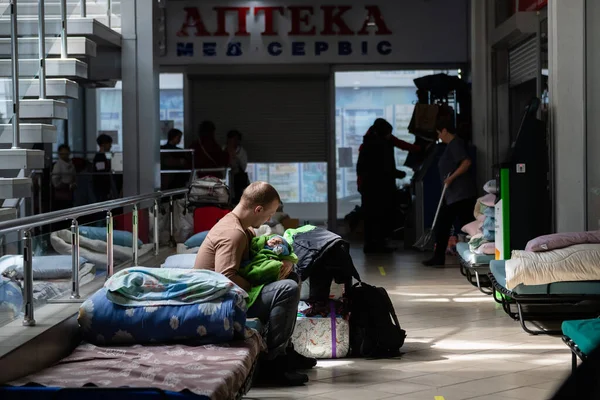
top-left (247, 273), bottom-right (300, 359)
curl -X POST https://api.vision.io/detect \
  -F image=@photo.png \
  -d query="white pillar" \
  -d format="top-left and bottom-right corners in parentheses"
top-left (584, 0), bottom-right (600, 231)
top-left (121, 0), bottom-right (161, 196)
top-left (470, 0), bottom-right (494, 190)
top-left (548, 0), bottom-right (586, 232)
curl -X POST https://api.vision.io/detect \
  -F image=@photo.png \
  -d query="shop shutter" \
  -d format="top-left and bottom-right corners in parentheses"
top-left (189, 76), bottom-right (328, 163)
top-left (509, 36), bottom-right (538, 87)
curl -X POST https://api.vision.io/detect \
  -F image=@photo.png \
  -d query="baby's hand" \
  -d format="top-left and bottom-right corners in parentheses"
top-left (267, 237), bottom-right (283, 247)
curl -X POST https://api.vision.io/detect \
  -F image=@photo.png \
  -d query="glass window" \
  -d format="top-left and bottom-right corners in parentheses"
top-left (96, 81), bottom-right (123, 152)
top-left (96, 74), bottom-right (185, 152)
top-left (334, 70), bottom-right (459, 218)
top-left (159, 74), bottom-right (184, 147)
top-left (246, 162), bottom-right (327, 204)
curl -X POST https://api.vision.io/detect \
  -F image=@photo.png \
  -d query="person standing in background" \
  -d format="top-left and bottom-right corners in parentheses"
top-left (356, 118), bottom-right (406, 254)
top-left (189, 121), bottom-right (229, 179)
top-left (422, 119), bottom-right (477, 267)
top-left (51, 144), bottom-right (76, 210)
top-left (93, 134), bottom-right (115, 202)
top-left (226, 130), bottom-right (249, 204)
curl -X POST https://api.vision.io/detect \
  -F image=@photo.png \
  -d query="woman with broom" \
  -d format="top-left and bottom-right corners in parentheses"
top-left (422, 119), bottom-right (477, 267)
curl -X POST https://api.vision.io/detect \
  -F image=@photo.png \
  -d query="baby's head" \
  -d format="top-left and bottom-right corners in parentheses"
top-left (267, 235), bottom-right (284, 247)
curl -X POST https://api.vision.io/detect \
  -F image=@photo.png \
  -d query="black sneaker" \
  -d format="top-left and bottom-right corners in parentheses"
top-left (254, 369), bottom-right (309, 387)
top-left (287, 348), bottom-right (317, 370)
top-left (422, 257), bottom-right (445, 267)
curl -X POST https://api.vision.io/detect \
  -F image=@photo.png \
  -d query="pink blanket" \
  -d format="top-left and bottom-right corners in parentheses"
top-left (525, 231), bottom-right (600, 252)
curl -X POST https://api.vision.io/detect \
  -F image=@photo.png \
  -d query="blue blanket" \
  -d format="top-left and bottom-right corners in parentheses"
top-left (105, 267), bottom-right (246, 307)
top-left (79, 287), bottom-right (247, 345)
top-left (0, 277), bottom-right (22, 316)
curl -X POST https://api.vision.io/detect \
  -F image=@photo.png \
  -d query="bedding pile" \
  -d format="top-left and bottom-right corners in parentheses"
top-left (9, 333), bottom-right (264, 400)
top-left (505, 243), bottom-right (600, 289)
top-left (0, 255), bottom-right (97, 305)
top-left (461, 180), bottom-right (497, 256)
top-left (51, 229), bottom-right (154, 269)
top-left (78, 267), bottom-right (250, 345)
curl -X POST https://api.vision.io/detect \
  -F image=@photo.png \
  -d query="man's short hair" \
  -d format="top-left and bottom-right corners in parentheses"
top-left (58, 144), bottom-right (70, 152)
top-left (241, 182), bottom-right (281, 209)
top-left (96, 134), bottom-right (113, 146)
top-left (436, 118), bottom-right (455, 133)
top-left (167, 128), bottom-right (183, 142)
top-left (227, 130), bottom-right (242, 140)
top-left (199, 121), bottom-right (216, 138)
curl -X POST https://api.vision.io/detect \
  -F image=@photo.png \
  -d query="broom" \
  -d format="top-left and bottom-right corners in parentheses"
top-left (413, 181), bottom-right (448, 252)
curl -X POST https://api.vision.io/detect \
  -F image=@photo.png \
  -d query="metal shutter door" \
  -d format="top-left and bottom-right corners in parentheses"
top-left (190, 77), bottom-right (328, 163)
top-left (509, 36), bottom-right (538, 87)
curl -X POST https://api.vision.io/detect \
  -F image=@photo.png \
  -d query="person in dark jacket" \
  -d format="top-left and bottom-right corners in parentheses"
top-left (93, 134), bottom-right (115, 202)
top-left (189, 121), bottom-right (229, 179)
top-left (356, 118), bottom-right (406, 254)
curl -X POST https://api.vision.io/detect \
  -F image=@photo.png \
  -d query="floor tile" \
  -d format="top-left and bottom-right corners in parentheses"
top-left (244, 245), bottom-right (570, 400)
top-left (496, 386), bottom-right (555, 399)
top-left (316, 388), bottom-right (396, 400)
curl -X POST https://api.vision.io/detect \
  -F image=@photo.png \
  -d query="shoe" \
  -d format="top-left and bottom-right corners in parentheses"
top-left (422, 257), bottom-right (445, 267)
top-left (254, 369), bottom-right (309, 387)
top-left (287, 348), bottom-right (317, 370)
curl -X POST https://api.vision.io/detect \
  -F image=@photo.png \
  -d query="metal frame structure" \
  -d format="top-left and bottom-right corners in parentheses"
top-left (489, 272), bottom-right (600, 335)
top-left (0, 187), bottom-right (188, 327)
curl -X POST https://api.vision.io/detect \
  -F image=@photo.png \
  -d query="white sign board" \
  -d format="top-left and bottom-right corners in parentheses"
top-left (163, 1), bottom-right (468, 65)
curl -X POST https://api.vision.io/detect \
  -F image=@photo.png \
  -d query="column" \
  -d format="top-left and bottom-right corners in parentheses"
top-left (585, 1), bottom-right (600, 231)
top-left (121, 0), bottom-right (161, 197)
top-left (548, 0), bottom-right (586, 232)
top-left (469, 0), bottom-right (494, 189)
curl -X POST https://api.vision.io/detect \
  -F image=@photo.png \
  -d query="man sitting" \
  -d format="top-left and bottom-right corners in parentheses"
top-left (194, 181), bottom-right (316, 386)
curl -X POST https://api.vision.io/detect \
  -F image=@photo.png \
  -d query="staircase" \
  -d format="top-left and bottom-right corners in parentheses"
top-left (0, 0), bottom-right (122, 222)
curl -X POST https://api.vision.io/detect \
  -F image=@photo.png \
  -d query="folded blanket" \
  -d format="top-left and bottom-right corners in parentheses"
top-left (506, 244), bottom-right (600, 289)
top-left (525, 230), bottom-right (600, 252)
top-left (105, 267), bottom-right (246, 307)
top-left (79, 287), bottom-right (247, 345)
top-left (239, 235), bottom-right (299, 307)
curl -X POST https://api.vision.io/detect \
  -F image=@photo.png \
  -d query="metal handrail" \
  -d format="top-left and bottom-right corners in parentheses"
top-left (3, 186), bottom-right (190, 327)
top-left (0, 188), bottom-right (186, 235)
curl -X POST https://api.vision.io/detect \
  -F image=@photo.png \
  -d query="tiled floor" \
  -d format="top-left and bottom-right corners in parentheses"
top-left (245, 248), bottom-right (571, 400)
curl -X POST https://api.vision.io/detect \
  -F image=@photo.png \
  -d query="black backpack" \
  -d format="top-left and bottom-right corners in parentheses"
top-left (348, 281), bottom-right (406, 357)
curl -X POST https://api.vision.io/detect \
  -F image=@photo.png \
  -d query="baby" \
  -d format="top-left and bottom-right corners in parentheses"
top-left (265, 235), bottom-right (290, 256)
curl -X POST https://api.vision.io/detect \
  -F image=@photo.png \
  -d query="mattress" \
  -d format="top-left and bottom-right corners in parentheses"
top-left (79, 287), bottom-right (247, 345)
top-left (9, 331), bottom-right (264, 400)
top-left (490, 260), bottom-right (600, 295)
top-left (457, 242), bottom-right (494, 266)
top-left (51, 230), bottom-right (154, 270)
top-left (505, 244), bottom-right (600, 289)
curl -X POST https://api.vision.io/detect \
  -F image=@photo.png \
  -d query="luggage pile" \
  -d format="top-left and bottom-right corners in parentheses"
top-left (288, 227), bottom-right (407, 359)
top-left (187, 176), bottom-right (232, 234)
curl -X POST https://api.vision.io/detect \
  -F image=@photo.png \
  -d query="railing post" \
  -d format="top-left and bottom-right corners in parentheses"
top-left (80, 0), bottom-right (86, 17)
top-left (38, 0), bottom-right (46, 99)
top-left (153, 199), bottom-right (159, 256)
top-left (22, 230), bottom-right (35, 326)
top-left (70, 219), bottom-right (80, 299)
top-left (9, 0), bottom-right (20, 149)
top-left (106, 210), bottom-right (113, 278)
top-left (168, 196), bottom-right (175, 247)
top-left (107, 0), bottom-right (112, 29)
top-left (59, 0), bottom-right (68, 59)
top-left (132, 204), bottom-right (138, 265)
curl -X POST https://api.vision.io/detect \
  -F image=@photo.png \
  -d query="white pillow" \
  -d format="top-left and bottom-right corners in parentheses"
top-left (0, 255), bottom-right (88, 280)
top-left (484, 180), bottom-right (498, 195)
top-left (161, 254), bottom-right (197, 269)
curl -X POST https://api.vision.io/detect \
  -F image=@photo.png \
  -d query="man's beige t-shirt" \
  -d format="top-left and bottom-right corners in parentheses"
top-left (194, 213), bottom-right (253, 292)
